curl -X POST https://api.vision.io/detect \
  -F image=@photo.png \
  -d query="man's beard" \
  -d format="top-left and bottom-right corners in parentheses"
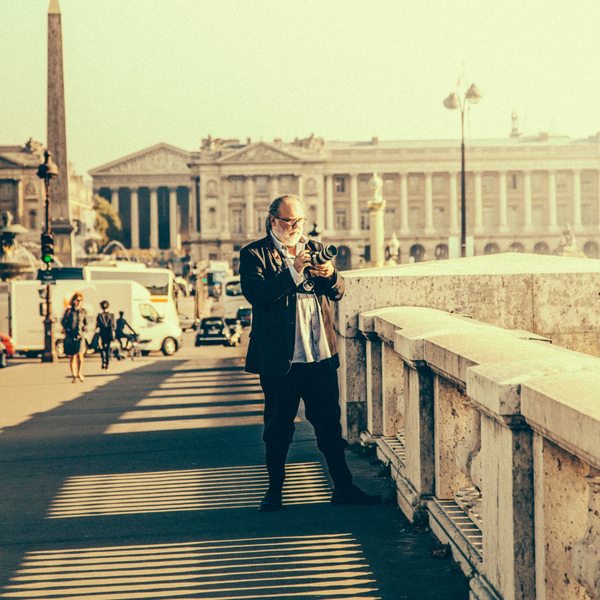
top-left (272, 223), bottom-right (303, 247)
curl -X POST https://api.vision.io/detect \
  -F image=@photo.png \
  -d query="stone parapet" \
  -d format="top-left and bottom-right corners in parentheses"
top-left (348, 304), bottom-right (600, 600)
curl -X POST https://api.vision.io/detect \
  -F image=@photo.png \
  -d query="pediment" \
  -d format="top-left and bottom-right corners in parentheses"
top-left (0, 155), bottom-right (23, 169)
top-left (89, 143), bottom-right (191, 176)
top-left (217, 142), bottom-right (300, 164)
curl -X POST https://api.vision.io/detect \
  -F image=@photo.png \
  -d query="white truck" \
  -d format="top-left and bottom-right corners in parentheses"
top-left (9, 280), bottom-right (182, 357)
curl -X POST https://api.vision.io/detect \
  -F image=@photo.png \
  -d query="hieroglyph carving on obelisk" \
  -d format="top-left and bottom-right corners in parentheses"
top-left (47, 0), bottom-right (75, 266)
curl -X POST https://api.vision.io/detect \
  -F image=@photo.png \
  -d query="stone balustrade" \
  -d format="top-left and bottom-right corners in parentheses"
top-left (350, 305), bottom-right (600, 600)
top-left (332, 253), bottom-right (600, 600)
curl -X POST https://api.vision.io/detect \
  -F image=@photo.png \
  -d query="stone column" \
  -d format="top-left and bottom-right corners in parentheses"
top-left (221, 177), bottom-right (231, 237)
top-left (573, 169), bottom-right (582, 231)
top-left (111, 188), bottom-right (119, 215)
top-left (131, 188), bottom-right (139, 249)
top-left (187, 185), bottom-right (195, 235)
top-left (449, 172), bottom-right (459, 235)
top-left (245, 177), bottom-right (254, 235)
top-left (269, 176), bottom-right (279, 201)
top-left (424, 172), bottom-right (434, 235)
top-left (325, 175), bottom-right (334, 233)
top-left (350, 173), bottom-right (360, 234)
top-left (548, 170), bottom-right (559, 232)
top-left (316, 179), bottom-right (325, 233)
top-left (169, 187), bottom-right (178, 250)
top-left (523, 170), bottom-right (533, 232)
top-left (150, 187), bottom-right (159, 249)
top-left (474, 171), bottom-right (483, 234)
top-left (498, 170), bottom-right (509, 233)
top-left (399, 172), bottom-right (410, 235)
top-left (296, 174), bottom-right (303, 201)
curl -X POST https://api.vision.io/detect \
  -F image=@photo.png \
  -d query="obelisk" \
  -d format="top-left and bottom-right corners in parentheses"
top-left (47, 0), bottom-right (74, 266)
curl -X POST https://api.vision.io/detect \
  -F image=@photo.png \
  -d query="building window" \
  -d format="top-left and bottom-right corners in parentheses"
top-left (257, 209), bottom-right (268, 233)
top-left (28, 210), bottom-right (37, 230)
top-left (209, 253), bottom-right (218, 261)
top-left (335, 210), bottom-right (347, 230)
top-left (556, 173), bottom-right (567, 189)
top-left (384, 208), bottom-right (396, 234)
top-left (433, 175), bottom-right (444, 193)
top-left (584, 241), bottom-right (599, 259)
top-left (534, 242), bottom-right (550, 255)
top-left (485, 243), bottom-right (500, 255)
top-left (433, 206), bottom-right (445, 230)
top-left (25, 182), bottom-right (37, 197)
top-left (230, 179), bottom-right (243, 196)
top-left (483, 205), bottom-right (496, 230)
top-left (557, 204), bottom-right (569, 225)
top-left (532, 205), bottom-right (544, 228)
top-left (532, 173), bottom-right (543, 191)
top-left (408, 176), bottom-right (420, 193)
top-left (581, 204), bottom-right (593, 226)
top-left (507, 174), bottom-right (518, 190)
top-left (256, 177), bottom-right (267, 195)
top-left (0, 182), bottom-right (15, 201)
top-left (232, 209), bottom-right (244, 234)
top-left (384, 179), bottom-right (396, 194)
top-left (206, 180), bottom-right (218, 196)
top-left (582, 172), bottom-right (592, 187)
top-left (482, 175), bottom-right (493, 191)
top-left (360, 210), bottom-right (370, 230)
top-left (208, 207), bottom-right (217, 229)
top-left (408, 206), bottom-right (421, 229)
top-left (280, 176), bottom-right (293, 194)
top-left (508, 205), bottom-right (519, 229)
top-left (335, 177), bottom-right (345, 193)
top-left (359, 178), bottom-right (370, 195)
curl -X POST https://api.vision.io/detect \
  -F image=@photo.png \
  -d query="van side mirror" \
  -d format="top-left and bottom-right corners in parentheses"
top-left (156, 316), bottom-right (163, 323)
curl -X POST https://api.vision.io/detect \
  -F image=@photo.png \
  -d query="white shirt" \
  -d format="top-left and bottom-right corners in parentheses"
top-left (270, 232), bottom-right (332, 363)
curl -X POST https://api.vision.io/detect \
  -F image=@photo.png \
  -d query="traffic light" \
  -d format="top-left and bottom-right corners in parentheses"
top-left (41, 233), bottom-right (54, 264)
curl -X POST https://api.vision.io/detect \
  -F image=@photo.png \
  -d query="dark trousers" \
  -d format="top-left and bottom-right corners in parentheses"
top-left (99, 336), bottom-right (112, 368)
top-left (259, 361), bottom-right (353, 492)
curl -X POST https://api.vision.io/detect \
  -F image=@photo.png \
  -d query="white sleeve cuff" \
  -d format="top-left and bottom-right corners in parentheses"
top-left (289, 265), bottom-right (304, 285)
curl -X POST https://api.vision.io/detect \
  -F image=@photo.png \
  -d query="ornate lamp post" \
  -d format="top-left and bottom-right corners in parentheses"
top-left (37, 150), bottom-right (59, 363)
top-left (443, 83), bottom-right (483, 257)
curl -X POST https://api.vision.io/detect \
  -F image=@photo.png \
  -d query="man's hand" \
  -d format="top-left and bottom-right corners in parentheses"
top-left (307, 261), bottom-right (335, 279)
top-left (293, 249), bottom-right (312, 276)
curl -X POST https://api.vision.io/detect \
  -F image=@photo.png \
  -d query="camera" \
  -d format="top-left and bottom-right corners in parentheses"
top-left (300, 245), bottom-right (338, 293)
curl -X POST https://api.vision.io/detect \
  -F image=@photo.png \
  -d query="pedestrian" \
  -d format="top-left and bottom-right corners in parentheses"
top-left (95, 300), bottom-right (115, 370)
top-left (239, 195), bottom-right (381, 512)
top-left (61, 292), bottom-right (87, 383)
top-left (115, 311), bottom-right (136, 350)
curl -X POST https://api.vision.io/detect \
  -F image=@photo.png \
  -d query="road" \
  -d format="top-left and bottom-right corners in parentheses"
top-left (0, 329), bottom-right (469, 599)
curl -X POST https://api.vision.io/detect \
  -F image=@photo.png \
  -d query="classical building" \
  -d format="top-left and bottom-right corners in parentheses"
top-left (0, 139), bottom-right (93, 255)
top-left (89, 130), bottom-right (600, 270)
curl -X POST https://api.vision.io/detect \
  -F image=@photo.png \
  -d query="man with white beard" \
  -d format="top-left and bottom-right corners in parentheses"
top-left (240, 195), bottom-right (382, 512)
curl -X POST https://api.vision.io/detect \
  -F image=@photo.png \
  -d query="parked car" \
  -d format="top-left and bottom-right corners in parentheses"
top-left (0, 340), bottom-right (7, 368)
top-left (178, 313), bottom-right (199, 331)
top-left (236, 307), bottom-right (252, 327)
top-left (195, 317), bottom-right (241, 347)
top-left (0, 333), bottom-right (14, 358)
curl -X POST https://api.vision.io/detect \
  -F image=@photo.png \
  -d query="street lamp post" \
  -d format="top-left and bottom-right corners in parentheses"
top-left (37, 150), bottom-right (59, 363)
top-left (443, 83), bottom-right (483, 257)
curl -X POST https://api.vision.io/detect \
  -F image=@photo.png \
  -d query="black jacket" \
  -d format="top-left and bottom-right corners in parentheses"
top-left (96, 311), bottom-right (115, 341)
top-left (239, 235), bottom-right (345, 377)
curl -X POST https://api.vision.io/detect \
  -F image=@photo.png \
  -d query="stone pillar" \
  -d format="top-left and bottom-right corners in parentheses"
top-left (316, 180), bottom-right (325, 234)
top-left (245, 177), bottom-right (254, 235)
top-left (449, 172), bottom-right (459, 235)
top-left (523, 170), bottom-right (533, 232)
top-left (474, 171), bottom-right (483, 234)
top-left (548, 170), bottom-right (559, 232)
top-left (150, 187), bottom-right (159, 249)
top-left (325, 175), bottom-right (334, 233)
top-left (296, 174), bottom-right (303, 201)
top-left (350, 173), bottom-right (360, 234)
top-left (269, 176), bottom-right (279, 201)
top-left (573, 169), bottom-right (582, 231)
top-left (169, 187), bottom-right (178, 251)
top-left (131, 188), bottom-right (139, 249)
top-left (16, 180), bottom-right (24, 225)
top-left (111, 188), bottom-right (119, 216)
top-left (399, 172), bottom-right (410, 235)
top-left (424, 172), bottom-right (434, 234)
top-left (187, 185), bottom-right (195, 235)
top-left (498, 170), bottom-right (509, 233)
top-left (221, 178), bottom-right (231, 237)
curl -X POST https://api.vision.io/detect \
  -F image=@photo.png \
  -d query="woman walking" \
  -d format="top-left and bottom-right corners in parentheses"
top-left (61, 292), bottom-right (87, 382)
top-left (96, 300), bottom-right (115, 370)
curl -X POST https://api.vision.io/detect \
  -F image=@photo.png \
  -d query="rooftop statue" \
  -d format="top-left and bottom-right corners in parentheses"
top-left (557, 224), bottom-right (586, 258)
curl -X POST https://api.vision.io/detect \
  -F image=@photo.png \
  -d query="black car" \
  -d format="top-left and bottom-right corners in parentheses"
top-left (236, 307), bottom-right (252, 327)
top-left (195, 317), bottom-right (242, 347)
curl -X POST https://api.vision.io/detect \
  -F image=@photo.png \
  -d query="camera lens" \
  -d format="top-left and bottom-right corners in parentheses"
top-left (311, 245), bottom-right (337, 265)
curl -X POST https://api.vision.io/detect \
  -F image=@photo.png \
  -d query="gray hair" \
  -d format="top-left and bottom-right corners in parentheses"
top-left (265, 195), bottom-right (305, 232)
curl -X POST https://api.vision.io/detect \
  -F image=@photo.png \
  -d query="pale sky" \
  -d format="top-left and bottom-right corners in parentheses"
top-left (2, 0), bottom-right (599, 180)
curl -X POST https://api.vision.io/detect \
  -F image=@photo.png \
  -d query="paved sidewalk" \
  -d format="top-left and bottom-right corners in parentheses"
top-left (0, 353), bottom-right (469, 599)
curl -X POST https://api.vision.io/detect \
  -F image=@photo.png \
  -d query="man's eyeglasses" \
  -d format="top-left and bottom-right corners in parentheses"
top-left (275, 216), bottom-right (305, 228)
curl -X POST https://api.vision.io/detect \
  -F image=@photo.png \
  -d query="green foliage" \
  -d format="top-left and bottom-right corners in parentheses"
top-left (93, 195), bottom-right (122, 249)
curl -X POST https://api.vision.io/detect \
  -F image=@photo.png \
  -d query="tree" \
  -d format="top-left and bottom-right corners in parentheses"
top-left (93, 195), bottom-right (122, 249)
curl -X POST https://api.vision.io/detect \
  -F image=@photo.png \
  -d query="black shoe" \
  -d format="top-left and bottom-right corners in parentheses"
top-left (331, 484), bottom-right (382, 505)
top-left (258, 489), bottom-right (282, 512)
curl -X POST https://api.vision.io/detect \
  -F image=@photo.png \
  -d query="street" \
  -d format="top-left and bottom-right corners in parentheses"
top-left (0, 329), bottom-right (468, 599)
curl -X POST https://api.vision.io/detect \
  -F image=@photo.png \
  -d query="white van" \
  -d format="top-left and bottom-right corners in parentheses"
top-left (9, 280), bottom-right (182, 357)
